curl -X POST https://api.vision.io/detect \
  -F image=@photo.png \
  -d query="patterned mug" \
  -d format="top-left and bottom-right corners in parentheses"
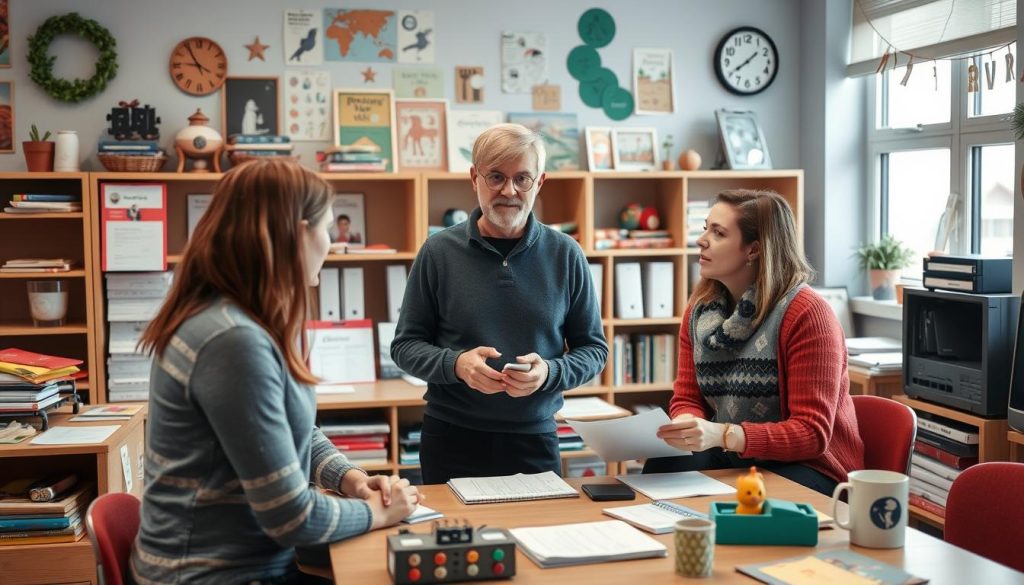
top-left (674, 517), bottom-right (715, 578)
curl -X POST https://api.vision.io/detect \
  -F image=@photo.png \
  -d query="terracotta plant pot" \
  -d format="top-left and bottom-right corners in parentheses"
top-left (868, 269), bottom-right (901, 301)
top-left (23, 141), bottom-right (55, 172)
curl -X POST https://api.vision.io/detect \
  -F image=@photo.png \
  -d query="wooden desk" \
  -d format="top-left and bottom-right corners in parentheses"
top-left (847, 366), bottom-right (903, 399)
top-left (329, 470), bottom-right (1023, 584)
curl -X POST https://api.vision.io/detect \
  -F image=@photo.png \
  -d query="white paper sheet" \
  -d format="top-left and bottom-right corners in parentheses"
top-left (31, 425), bottom-right (120, 445)
top-left (567, 408), bottom-right (689, 461)
top-left (616, 471), bottom-right (735, 500)
top-left (314, 384), bottom-right (355, 394)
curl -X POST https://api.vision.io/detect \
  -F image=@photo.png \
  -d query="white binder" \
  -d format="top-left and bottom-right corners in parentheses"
top-left (342, 267), bottom-right (365, 319)
top-left (615, 262), bottom-right (644, 319)
top-left (385, 264), bottom-right (407, 323)
top-left (588, 263), bottom-right (603, 312)
top-left (318, 268), bottom-right (341, 320)
top-left (643, 262), bottom-right (674, 318)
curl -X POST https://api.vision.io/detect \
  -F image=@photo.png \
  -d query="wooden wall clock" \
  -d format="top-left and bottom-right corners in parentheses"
top-left (169, 37), bottom-right (228, 96)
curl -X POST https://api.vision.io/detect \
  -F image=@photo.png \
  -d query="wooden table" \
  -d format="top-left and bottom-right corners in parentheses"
top-left (329, 470), bottom-right (1023, 584)
top-left (847, 366), bottom-right (903, 399)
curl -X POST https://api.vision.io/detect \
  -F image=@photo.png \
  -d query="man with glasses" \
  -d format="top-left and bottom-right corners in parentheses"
top-left (392, 123), bottom-right (608, 484)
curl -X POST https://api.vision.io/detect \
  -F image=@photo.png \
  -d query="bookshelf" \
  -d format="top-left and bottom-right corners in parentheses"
top-left (0, 172), bottom-right (98, 406)
top-left (1009, 429), bottom-right (1024, 462)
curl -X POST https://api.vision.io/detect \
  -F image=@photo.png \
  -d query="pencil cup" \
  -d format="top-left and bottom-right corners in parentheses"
top-left (674, 518), bottom-right (715, 578)
top-left (27, 280), bottom-right (69, 327)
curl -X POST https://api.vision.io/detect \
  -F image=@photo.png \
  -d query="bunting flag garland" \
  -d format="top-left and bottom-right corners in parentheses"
top-left (966, 63), bottom-right (978, 92)
top-left (899, 58), bottom-right (914, 86)
top-left (984, 59), bottom-right (996, 90)
top-left (1006, 49), bottom-right (1015, 82)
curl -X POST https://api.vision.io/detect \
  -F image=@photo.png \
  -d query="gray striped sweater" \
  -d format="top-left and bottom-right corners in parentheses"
top-left (130, 299), bottom-right (371, 584)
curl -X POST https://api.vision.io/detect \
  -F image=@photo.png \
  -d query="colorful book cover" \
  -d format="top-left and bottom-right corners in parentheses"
top-left (0, 349), bottom-right (82, 370)
top-left (737, 550), bottom-right (928, 585)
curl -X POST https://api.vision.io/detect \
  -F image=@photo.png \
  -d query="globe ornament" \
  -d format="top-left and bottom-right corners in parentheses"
top-left (443, 208), bottom-right (469, 227)
top-left (618, 203), bottom-right (644, 230)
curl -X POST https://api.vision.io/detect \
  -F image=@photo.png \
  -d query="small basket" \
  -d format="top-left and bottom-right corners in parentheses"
top-left (98, 153), bottom-right (168, 172)
top-left (227, 152), bottom-right (300, 167)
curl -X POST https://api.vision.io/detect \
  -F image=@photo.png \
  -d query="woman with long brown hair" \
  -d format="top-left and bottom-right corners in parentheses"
top-left (647, 189), bottom-right (864, 495)
top-left (130, 160), bottom-right (419, 584)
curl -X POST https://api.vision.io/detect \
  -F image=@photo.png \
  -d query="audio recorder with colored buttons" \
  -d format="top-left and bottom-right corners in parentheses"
top-left (387, 523), bottom-right (516, 583)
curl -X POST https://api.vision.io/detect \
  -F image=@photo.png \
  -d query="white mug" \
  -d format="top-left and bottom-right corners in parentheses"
top-left (832, 469), bottom-right (909, 549)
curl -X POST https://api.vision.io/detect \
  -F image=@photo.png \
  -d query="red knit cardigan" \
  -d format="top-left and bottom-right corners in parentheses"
top-left (669, 287), bottom-right (865, 483)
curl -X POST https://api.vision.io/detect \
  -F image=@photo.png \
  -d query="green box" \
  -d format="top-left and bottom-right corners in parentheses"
top-left (710, 498), bottom-right (818, 546)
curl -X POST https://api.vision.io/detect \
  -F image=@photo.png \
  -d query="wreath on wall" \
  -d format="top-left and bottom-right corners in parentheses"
top-left (27, 13), bottom-right (118, 103)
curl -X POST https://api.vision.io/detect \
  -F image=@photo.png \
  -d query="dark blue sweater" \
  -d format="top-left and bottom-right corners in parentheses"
top-left (391, 209), bottom-right (608, 434)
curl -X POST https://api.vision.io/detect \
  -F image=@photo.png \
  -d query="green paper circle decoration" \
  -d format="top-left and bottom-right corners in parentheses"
top-left (27, 12), bottom-right (118, 103)
top-left (602, 87), bottom-right (634, 121)
top-left (579, 68), bottom-right (618, 108)
top-left (578, 8), bottom-right (616, 48)
top-left (567, 45), bottom-right (602, 81)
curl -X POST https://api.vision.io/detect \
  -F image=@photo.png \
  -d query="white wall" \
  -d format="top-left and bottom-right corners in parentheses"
top-left (1, 0), bottom-right (804, 175)
top-left (1016, 0), bottom-right (1024, 293)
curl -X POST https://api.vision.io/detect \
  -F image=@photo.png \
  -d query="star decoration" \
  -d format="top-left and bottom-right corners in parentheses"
top-left (245, 36), bottom-right (269, 61)
top-left (361, 67), bottom-right (377, 83)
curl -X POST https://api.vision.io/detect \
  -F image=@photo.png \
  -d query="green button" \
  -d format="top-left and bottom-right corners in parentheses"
top-left (578, 8), bottom-right (616, 48)
top-left (492, 548), bottom-right (505, 562)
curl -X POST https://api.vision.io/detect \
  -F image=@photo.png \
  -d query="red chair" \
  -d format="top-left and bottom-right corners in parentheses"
top-left (945, 462), bottom-right (1024, 572)
top-left (851, 395), bottom-right (916, 475)
top-left (85, 492), bottom-right (141, 585)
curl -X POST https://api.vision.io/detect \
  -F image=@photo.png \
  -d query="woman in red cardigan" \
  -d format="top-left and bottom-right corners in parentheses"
top-left (646, 189), bottom-right (864, 495)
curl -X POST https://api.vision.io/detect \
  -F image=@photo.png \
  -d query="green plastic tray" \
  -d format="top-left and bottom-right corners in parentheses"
top-left (710, 498), bottom-right (818, 546)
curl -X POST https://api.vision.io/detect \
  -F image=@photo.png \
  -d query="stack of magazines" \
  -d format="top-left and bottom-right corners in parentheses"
top-left (0, 476), bottom-right (93, 546)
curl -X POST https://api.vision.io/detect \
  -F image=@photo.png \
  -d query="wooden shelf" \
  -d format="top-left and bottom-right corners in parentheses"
top-left (608, 318), bottom-right (681, 326)
top-left (325, 252), bottom-right (417, 262)
top-left (908, 503), bottom-right (945, 528)
top-left (358, 461), bottom-right (394, 472)
top-left (610, 383), bottom-right (674, 394)
top-left (316, 379), bottom-right (426, 410)
top-left (894, 395), bottom-right (1008, 463)
top-left (564, 386), bottom-right (611, 397)
top-left (588, 248), bottom-right (687, 258)
top-left (0, 212), bottom-right (83, 220)
top-left (0, 537), bottom-right (96, 585)
top-left (0, 323), bottom-right (89, 336)
top-left (559, 449), bottom-right (599, 460)
top-left (1009, 429), bottom-right (1024, 462)
top-left (0, 270), bottom-right (86, 279)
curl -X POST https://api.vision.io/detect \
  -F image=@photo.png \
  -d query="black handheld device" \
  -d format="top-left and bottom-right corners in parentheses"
top-left (581, 483), bottom-right (636, 501)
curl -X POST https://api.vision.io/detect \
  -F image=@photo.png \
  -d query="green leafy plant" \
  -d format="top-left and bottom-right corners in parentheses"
top-left (854, 234), bottom-right (915, 271)
top-left (28, 124), bottom-right (51, 142)
top-left (1012, 102), bottom-right (1024, 141)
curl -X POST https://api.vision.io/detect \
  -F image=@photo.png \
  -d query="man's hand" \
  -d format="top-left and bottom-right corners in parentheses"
top-left (656, 413), bottom-right (725, 452)
top-left (455, 347), bottom-right (506, 394)
top-left (501, 353), bottom-right (549, 398)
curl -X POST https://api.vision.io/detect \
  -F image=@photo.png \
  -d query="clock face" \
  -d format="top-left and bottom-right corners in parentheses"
top-left (169, 37), bottom-right (228, 96)
top-left (714, 27), bottom-right (778, 96)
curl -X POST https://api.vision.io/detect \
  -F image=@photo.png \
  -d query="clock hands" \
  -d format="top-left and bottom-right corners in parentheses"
top-left (731, 51), bottom-right (759, 74)
top-left (184, 44), bottom-right (212, 75)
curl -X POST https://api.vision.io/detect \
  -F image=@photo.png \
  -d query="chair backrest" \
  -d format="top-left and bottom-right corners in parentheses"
top-left (945, 462), bottom-right (1024, 572)
top-left (851, 395), bottom-right (916, 475)
top-left (86, 492), bottom-right (141, 585)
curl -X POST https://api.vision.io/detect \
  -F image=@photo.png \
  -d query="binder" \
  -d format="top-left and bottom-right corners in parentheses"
top-left (186, 194), bottom-right (212, 239)
top-left (588, 263), bottom-right (603, 311)
top-left (341, 267), bottom-right (365, 319)
top-left (318, 268), bottom-right (341, 320)
top-left (385, 264), bottom-right (407, 323)
top-left (615, 262), bottom-right (644, 319)
top-left (642, 262), bottom-right (674, 318)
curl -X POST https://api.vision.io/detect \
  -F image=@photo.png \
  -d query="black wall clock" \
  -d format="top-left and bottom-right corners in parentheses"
top-left (714, 27), bottom-right (778, 96)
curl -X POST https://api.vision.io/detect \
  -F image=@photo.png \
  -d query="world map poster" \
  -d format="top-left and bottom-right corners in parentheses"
top-left (323, 9), bottom-right (397, 63)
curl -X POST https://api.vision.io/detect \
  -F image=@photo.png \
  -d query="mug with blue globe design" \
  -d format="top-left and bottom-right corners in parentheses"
top-left (832, 470), bottom-right (909, 548)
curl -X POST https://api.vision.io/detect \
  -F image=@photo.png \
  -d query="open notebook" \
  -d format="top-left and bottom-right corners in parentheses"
top-left (510, 520), bottom-right (667, 568)
top-left (446, 471), bottom-right (578, 505)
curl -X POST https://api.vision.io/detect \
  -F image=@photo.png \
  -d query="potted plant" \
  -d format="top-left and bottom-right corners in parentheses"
top-left (1013, 102), bottom-right (1023, 197)
top-left (855, 234), bottom-right (915, 300)
top-left (23, 124), bottom-right (54, 172)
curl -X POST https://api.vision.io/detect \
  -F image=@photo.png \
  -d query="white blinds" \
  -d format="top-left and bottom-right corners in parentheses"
top-left (848, 0), bottom-right (1017, 76)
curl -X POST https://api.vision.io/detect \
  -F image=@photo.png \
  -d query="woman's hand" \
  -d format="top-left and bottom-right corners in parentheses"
top-left (340, 470), bottom-right (396, 503)
top-left (367, 477), bottom-right (422, 529)
top-left (656, 414), bottom-right (726, 452)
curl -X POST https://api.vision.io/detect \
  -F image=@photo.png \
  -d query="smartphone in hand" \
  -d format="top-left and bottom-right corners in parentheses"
top-left (502, 363), bottom-right (531, 372)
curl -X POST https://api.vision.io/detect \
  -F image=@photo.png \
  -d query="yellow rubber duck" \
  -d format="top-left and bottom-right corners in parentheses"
top-left (735, 466), bottom-right (765, 515)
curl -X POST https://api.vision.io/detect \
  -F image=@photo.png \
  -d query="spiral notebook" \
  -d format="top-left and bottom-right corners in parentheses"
top-left (602, 500), bottom-right (707, 534)
top-left (446, 471), bottom-right (579, 505)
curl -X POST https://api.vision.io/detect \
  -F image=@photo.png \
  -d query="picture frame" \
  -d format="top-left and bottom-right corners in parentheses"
top-left (330, 193), bottom-right (366, 248)
top-left (612, 128), bottom-right (659, 171)
top-left (333, 88), bottom-right (398, 172)
top-left (715, 108), bottom-right (773, 170)
top-left (0, 1), bottom-right (10, 68)
top-left (633, 48), bottom-right (674, 115)
top-left (395, 98), bottom-right (448, 171)
top-left (0, 81), bottom-right (12, 153)
top-left (222, 76), bottom-right (280, 138)
top-left (283, 70), bottom-right (330, 141)
top-left (446, 109), bottom-right (503, 173)
top-left (585, 126), bottom-right (613, 171)
top-left (507, 112), bottom-right (579, 171)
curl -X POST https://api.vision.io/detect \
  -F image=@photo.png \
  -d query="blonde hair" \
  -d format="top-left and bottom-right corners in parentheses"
top-left (472, 123), bottom-right (546, 175)
top-left (141, 159), bottom-right (333, 384)
top-left (689, 189), bottom-right (813, 328)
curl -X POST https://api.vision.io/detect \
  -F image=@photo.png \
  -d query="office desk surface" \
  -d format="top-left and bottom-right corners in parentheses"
top-left (329, 470), bottom-right (1022, 584)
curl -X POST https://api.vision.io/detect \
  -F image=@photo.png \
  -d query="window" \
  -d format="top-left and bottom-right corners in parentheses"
top-left (867, 44), bottom-right (1016, 279)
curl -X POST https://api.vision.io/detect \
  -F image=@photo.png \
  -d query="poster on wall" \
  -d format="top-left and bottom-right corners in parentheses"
top-left (446, 109), bottom-right (503, 173)
top-left (222, 77), bottom-right (280, 138)
top-left (323, 8), bottom-right (397, 63)
top-left (333, 88), bottom-right (397, 172)
top-left (284, 70), bottom-right (331, 141)
top-left (395, 99), bottom-right (447, 171)
top-left (393, 67), bottom-right (443, 99)
top-left (0, 81), bottom-right (12, 153)
top-left (507, 112), bottom-right (579, 171)
top-left (454, 66), bottom-right (485, 104)
top-left (633, 48), bottom-right (674, 115)
top-left (501, 31), bottom-right (547, 93)
top-left (0, 1), bottom-right (9, 68)
top-left (283, 9), bottom-right (323, 66)
top-left (397, 10), bottom-right (434, 64)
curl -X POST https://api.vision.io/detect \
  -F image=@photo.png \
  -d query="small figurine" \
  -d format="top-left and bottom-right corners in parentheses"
top-left (106, 99), bottom-right (161, 140)
top-left (735, 466), bottom-right (766, 515)
top-left (661, 134), bottom-right (674, 170)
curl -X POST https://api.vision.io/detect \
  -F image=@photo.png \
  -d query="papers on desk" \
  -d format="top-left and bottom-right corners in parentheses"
top-left (31, 425), bottom-right (120, 445)
top-left (848, 351), bottom-right (902, 372)
top-left (602, 500), bottom-right (707, 534)
top-left (845, 336), bottom-right (901, 355)
top-left (567, 407), bottom-right (689, 461)
top-left (314, 384), bottom-right (355, 395)
top-left (447, 471), bottom-right (578, 504)
top-left (615, 471), bottom-right (734, 500)
top-left (510, 519), bottom-right (667, 568)
top-left (402, 505), bottom-right (443, 524)
top-left (556, 397), bottom-right (630, 421)
top-left (737, 549), bottom-right (928, 585)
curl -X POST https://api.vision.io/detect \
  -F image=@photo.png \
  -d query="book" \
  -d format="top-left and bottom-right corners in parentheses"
top-left (915, 429), bottom-right (978, 458)
top-left (228, 134), bottom-right (291, 144)
top-left (0, 482), bottom-right (93, 516)
top-left (509, 520), bottom-right (667, 568)
top-left (908, 493), bottom-right (946, 518)
top-left (0, 512), bottom-right (79, 532)
top-left (616, 471), bottom-right (735, 500)
top-left (915, 411), bottom-right (979, 445)
top-left (0, 394), bottom-right (63, 412)
top-left (847, 352), bottom-right (903, 371)
top-left (909, 477), bottom-right (949, 506)
top-left (10, 194), bottom-right (80, 202)
top-left (912, 440), bottom-right (977, 469)
top-left (401, 505), bottom-right (443, 524)
top-left (910, 453), bottom-right (962, 482)
top-left (602, 500), bottom-right (707, 534)
top-left (909, 463), bottom-right (953, 492)
top-left (0, 522), bottom-right (85, 546)
top-left (446, 471), bottom-right (578, 505)
top-left (0, 349), bottom-right (82, 371)
top-left (737, 549), bottom-right (928, 584)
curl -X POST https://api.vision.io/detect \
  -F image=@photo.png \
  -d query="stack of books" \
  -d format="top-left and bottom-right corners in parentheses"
top-left (611, 333), bottom-right (677, 386)
top-left (105, 272), bottom-right (173, 402)
top-left (0, 348), bottom-right (82, 386)
top-left (0, 477), bottom-right (93, 546)
top-left (320, 420), bottom-right (390, 466)
top-left (4, 193), bottom-right (82, 214)
top-left (225, 135), bottom-right (295, 161)
top-left (0, 375), bottom-right (62, 417)
top-left (594, 228), bottom-right (673, 250)
top-left (399, 426), bottom-right (421, 465)
top-left (0, 258), bottom-right (74, 273)
top-left (908, 411), bottom-right (979, 518)
top-left (557, 424), bottom-right (585, 452)
top-left (848, 351), bottom-right (903, 372)
top-left (685, 200), bottom-right (710, 246)
top-left (97, 139), bottom-right (163, 158)
top-left (318, 138), bottom-right (387, 172)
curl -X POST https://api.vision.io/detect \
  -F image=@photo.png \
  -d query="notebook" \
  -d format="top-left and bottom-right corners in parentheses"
top-left (509, 519), bottom-right (667, 568)
top-left (737, 549), bottom-right (928, 584)
top-left (602, 500), bottom-right (707, 534)
top-left (402, 504), bottom-right (443, 524)
top-left (616, 471), bottom-right (734, 500)
top-left (447, 471), bottom-right (578, 505)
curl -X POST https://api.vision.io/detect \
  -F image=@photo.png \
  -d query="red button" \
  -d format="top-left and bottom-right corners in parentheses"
top-left (408, 567), bottom-right (421, 582)
top-left (434, 552), bottom-right (447, 565)
top-left (493, 562), bottom-right (505, 575)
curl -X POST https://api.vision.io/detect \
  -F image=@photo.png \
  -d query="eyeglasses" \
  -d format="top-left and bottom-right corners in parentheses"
top-left (482, 171), bottom-right (536, 192)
